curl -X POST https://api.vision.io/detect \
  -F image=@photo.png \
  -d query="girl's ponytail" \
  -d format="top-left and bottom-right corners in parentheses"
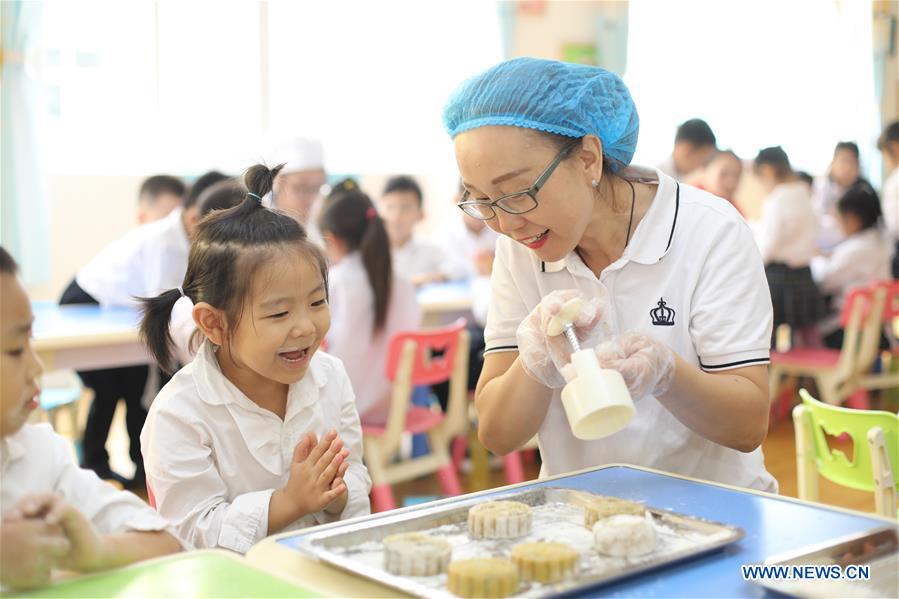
top-left (139, 287), bottom-right (184, 373)
top-left (319, 184), bottom-right (393, 332)
top-left (359, 211), bottom-right (392, 332)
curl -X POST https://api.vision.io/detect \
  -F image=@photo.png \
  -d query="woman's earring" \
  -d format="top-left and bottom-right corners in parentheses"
top-left (591, 179), bottom-right (599, 188)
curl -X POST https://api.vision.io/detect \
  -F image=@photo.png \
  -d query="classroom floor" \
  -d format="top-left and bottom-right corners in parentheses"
top-left (74, 399), bottom-right (875, 515)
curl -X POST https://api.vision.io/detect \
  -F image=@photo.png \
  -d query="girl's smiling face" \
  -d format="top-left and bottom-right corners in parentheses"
top-left (0, 273), bottom-right (44, 437)
top-left (454, 126), bottom-right (599, 264)
top-left (212, 246), bottom-right (330, 392)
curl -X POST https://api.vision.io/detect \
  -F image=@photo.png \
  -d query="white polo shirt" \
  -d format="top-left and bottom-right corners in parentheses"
top-left (484, 167), bottom-right (776, 492)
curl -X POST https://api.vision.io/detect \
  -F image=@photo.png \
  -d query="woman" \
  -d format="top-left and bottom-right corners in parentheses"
top-left (442, 58), bottom-right (775, 491)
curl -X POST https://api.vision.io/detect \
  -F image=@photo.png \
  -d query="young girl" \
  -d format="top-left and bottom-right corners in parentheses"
top-left (318, 181), bottom-right (421, 423)
top-left (0, 247), bottom-right (181, 590)
top-left (755, 146), bottom-right (827, 347)
top-left (811, 181), bottom-right (891, 347)
top-left (139, 165), bottom-right (371, 554)
top-left (811, 141), bottom-right (862, 251)
top-left (690, 150), bottom-right (745, 216)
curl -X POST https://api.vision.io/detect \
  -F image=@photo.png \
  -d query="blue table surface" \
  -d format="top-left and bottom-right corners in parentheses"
top-left (277, 466), bottom-right (894, 597)
top-left (31, 301), bottom-right (141, 338)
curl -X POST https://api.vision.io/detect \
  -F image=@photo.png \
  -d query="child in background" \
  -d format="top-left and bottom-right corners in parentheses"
top-left (438, 180), bottom-right (500, 281)
top-left (689, 150), bottom-right (745, 216)
top-left (168, 179), bottom-right (247, 365)
top-left (755, 146), bottom-right (826, 348)
top-left (136, 175), bottom-right (186, 225)
top-left (431, 180), bottom-right (496, 410)
top-left (0, 247), bottom-right (181, 591)
top-left (811, 181), bottom-right (891, 347)
top-left (378, 175), bottom-right (447, 286)
top-left (140, 165), bottom-right (370, 554)
top-left (318, 180), bottom-right (422, 423)
top-left (877, 121), bottom-right (899, 276)
top-left (811, 142), bottom-right (862, 251)
top-left (60, 170), bottom-right (229, 487)
top-left (657, 118), bottom-right (717, 181)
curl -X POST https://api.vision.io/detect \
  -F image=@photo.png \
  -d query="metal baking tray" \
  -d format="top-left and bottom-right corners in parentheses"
top-left (295, 487), bottom-right (745, 597)
top-left (751, 525), bottom-right (899, 598)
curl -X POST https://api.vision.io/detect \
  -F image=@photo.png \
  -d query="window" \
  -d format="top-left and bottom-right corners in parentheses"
top-left (625, 0), bottom-right (878, 179)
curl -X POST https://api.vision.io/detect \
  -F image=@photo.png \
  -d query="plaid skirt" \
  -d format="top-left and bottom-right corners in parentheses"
top-left (765, 263), bottom-right (827, 330)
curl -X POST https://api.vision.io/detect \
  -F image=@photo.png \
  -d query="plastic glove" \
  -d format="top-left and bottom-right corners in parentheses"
top-left (516, 289), bottom-right (610, 389)
top-left (595, 332), bottom-right (676, 399)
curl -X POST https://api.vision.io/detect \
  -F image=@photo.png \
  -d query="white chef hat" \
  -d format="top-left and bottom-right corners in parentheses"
top-left (275, 137), bottom-right (326, 174)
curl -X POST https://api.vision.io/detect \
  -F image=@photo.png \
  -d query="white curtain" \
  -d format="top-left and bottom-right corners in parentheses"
top-left (1, 0), bottom-right (50, 285)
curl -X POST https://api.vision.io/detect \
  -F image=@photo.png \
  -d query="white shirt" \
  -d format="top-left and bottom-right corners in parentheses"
top-left (327, 252), bottom-right (422, 421)
top-left (76, 208), bottom-right (190, 307)
top-left (141, 342), bottom-right (371, 554)
top-left (485, 168), bottom-right (776, 492)
top-left (1, 424), bottom-right (174, 537)
top-left (881, 168), bottom-right (899, 244)
top-left (810, 176), bottom-right (848, 251)
top-left (435, 219), bottom-right (499, 281)
top-left (391, 236), bottom-right (447, 280)
top-left (811, 228), bottom-right (891, 323)
top-left (758, 181), bottom-right (818, 268)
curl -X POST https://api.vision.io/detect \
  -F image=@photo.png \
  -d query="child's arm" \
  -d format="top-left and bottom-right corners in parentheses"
top-left (0, 515), bottom-right (71, 590)
top-left (10, 493), bottom-right (180, 575)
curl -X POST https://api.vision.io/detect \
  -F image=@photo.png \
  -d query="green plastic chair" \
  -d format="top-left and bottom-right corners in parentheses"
top-left (793, 388), bottom-right (898, 518)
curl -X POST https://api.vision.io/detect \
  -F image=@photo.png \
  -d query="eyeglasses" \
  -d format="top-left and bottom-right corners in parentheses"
top-left (457, 139), bottom-right (581, 221)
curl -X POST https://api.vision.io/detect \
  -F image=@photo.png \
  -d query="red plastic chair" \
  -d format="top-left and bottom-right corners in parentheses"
top-left (362, 319), bottom-right (470, 512)
top-left (770, 285), bottom-right (886, 410)
top-left (856, 280), bottom-right (899, 399)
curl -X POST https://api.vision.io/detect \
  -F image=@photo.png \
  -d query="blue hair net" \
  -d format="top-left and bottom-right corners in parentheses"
top-left (442, 58), bottom-right (639, 172)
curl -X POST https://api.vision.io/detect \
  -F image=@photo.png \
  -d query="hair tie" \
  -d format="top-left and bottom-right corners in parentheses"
top-left (365, 207), bottom-right (376, 221)
top-left (247, 192), bottom-right (263, 203)
top-left (177, 286), bottom-right (185, 298)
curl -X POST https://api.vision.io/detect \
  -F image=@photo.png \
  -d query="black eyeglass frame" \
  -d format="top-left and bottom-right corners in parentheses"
top-left (457, 138), bottom-right (581, 221)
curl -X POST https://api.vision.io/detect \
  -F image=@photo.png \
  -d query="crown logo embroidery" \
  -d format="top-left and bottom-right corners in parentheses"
top-left (650, 297), bottom-right (675, 326)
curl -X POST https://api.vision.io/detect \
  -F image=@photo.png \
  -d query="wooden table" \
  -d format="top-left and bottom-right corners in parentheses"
top-left (417, 280), bottom-right (473, 327)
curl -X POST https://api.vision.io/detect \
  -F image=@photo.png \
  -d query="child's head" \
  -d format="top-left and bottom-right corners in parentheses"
top-left (672, 118), bottom-right (717, 176)
top-left (183, 178), bottom-right (245, 238)
top-left (830, 141), bottom-right (860, 188)
top-left (878, 121), bottom-right (899, 172)
top-left (0, 247), bottom-right (43, 438)
top-left (318, 183), bottom-right (393, 333)
top-left (137, 175), bottom-right (186, 224)
top-left (836, 180), bottom-right (882, 237)
top-left (140, 164), bottom-right (330, 386)
top-left (379, 176), bottom-right (424, 247)
top-left (753, 146), bottom-right (792, 193)
top-left (181, 171), bottom-right (230, 235)
top-left (795, 170), bottom-right (814, 189)
top-left (698, 150), bottom-right (742, 201)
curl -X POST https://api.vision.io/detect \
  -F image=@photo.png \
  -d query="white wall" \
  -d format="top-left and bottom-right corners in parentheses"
top-left (28, 176), bottom-right (143, 301)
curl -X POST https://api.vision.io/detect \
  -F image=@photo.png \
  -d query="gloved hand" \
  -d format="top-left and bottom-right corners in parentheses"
top-left (516, 289), bottom-right (610, 389)
top-left (595, 332), bottom-right (676, 399)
